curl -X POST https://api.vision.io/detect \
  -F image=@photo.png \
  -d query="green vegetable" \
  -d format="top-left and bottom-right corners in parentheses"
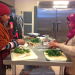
top-left (23, 49), bottom-right (30, 53)
top-left (44, 49), bottom-right (62, 57)
top-left (14, 47), bottom-right (30, 54)
top-left (30, 38), bottom-right (40, 43)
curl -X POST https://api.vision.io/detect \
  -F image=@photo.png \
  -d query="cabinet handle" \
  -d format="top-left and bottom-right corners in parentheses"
top-left (57, 23), bottom-right (61, 31)
top-left (53, 23), bottom-right (55, 31)
top-left (57, 23), bottom-right (58, 31)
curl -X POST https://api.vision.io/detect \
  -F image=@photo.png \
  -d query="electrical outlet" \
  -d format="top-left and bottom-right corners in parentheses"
top-left (21, 11), bottom-right (22, 14)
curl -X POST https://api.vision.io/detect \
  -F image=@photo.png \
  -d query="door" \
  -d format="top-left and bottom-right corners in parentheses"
top-left (23, 12), bottom-right (32, 23)
top-left (24, 25), bottom-right (32, 36)
top-left (56, 8), bottom-right (75, 42)
top-left (37, 8), bottom-right (56, 38)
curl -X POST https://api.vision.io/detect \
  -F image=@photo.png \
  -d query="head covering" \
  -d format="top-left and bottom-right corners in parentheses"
top-left (67, 13), bottom-right (75, 39)
top-left (68, 13), bottom-right (75, 29)
top-left (0, 3), bottom-right (10, 16)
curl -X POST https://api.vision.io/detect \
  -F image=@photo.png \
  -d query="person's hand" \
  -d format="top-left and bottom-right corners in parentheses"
top-left (16, 39), bottom-right (25, 45)
top-left (48, 42), bottom-right (60, 49)
top-left (53, 39), bottom-right (57, 42)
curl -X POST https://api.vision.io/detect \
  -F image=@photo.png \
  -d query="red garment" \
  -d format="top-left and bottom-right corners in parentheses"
top-left (67, 13), bottom-right (75, 39)
top-left (9, 22), bottom-right (14, 39)
top-left (0, 3), bottom-right (10, 16)
top-left (16, 32), bottom-right (19, 39)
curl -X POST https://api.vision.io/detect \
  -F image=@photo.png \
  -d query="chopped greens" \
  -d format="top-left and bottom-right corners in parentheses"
top-left (30, 38), bottom-right (40, 43)
top-left (44, 49), bottom-right (62, 57)
top-left (14, 47), bottom-right (30, 54)
top-left (23, 49), bottom-right (30, 53)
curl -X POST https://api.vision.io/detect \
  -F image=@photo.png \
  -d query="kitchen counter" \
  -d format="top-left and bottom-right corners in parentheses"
top-left (3, 45), bottom-right (73, 75)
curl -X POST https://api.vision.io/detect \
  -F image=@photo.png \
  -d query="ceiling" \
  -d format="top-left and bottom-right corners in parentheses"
top-left (38, 1), bottom-right (75, 8)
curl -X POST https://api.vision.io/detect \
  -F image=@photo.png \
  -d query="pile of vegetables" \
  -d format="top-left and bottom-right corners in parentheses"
top-left (44, 49), bottom-right (62, 56)
top-left (30, 38), bottom-right (40, 43)
top-left (14, 47), bottom-right (30, 54)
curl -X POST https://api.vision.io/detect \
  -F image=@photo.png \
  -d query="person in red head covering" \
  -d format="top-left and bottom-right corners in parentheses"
top-left (0, 3), bottom-right (25, 75)
top-left (48, 13), bottom-right (75, 75)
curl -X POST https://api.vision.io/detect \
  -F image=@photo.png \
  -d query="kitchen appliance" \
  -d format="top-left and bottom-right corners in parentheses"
top-left (37, 1), bottom-right (75, 43)
top-left (27, 33), bottom-right (40, 38)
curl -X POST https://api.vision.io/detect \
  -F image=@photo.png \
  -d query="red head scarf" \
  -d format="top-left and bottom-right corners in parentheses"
top-left (67, 13), bottom-right (75, 39)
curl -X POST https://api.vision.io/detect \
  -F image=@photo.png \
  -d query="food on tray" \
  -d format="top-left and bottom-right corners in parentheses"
top-left (14, 47), bottom-right (30, 54)
top-left (26, 42), bottom-right (39, 46)
top-left (30, 38), bottom-right (40, 43)
top-left (44, 49), bottom-right (62, 57)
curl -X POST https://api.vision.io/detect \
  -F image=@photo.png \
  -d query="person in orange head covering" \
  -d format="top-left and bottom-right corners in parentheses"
top-left (0, 3), bottom-right (25, 75)
top-left (49, 13), bottom-right (75, 75)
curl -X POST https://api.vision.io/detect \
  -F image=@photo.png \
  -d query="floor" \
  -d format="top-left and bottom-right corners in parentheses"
top-left (6, 65), bottom-right (64, 75)
top-left (6, 65), bottom-right (24, 75)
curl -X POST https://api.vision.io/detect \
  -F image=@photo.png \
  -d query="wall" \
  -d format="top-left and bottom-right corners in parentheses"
top-left (0, 0), bottom-right (15, 6)
top-left (15, 0), bottom-right (74, 36)
top-left (15, 0), bottom-right (37, 35)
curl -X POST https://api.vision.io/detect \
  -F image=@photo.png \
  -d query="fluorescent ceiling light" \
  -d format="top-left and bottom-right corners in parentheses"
top-left (53, 6), bottom-right (67, 8)
top-left (53, 1), bottom-right (69, 4)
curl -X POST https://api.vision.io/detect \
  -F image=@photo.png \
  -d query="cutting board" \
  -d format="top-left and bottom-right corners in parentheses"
top-left (11, 48), bottom-right (38, 61)
top-left (44, 52), bottom-right (67, 61)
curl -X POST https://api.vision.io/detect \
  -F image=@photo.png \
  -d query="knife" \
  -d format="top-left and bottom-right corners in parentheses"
top-left (18, 54), bottom-right (29, 58)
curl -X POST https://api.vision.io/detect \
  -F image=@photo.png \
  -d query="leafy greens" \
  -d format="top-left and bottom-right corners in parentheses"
top-left (44, 49), bottom-right (62, 57)
top-left (14, 47), bottom-right (30, 54)
top-left (30, 38), bottom-right (40, 43)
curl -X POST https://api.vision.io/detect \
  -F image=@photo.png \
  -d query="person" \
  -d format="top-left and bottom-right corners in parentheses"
top-left (6, 16), bottom-right (19, 39)
top-left (0, 3), bottom-right (25, 75)
top-left (49, 13), bottom-right (75, 75)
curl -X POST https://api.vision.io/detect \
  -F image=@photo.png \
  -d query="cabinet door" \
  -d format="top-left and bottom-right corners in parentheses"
top-left (23, 12), bottom-right (32, 23)
top-left (37, 8), bottom-right (56, 38)
top-left (24, 25), bottom-right (32, 36)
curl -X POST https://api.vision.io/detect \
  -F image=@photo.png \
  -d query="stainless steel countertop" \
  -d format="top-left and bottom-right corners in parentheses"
top-left (3, 45), bottom-right (73, 67)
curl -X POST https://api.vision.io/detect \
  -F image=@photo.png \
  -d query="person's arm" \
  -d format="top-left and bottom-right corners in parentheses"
top-left (49, 38), bottom-right (75, 56)
top-left (59, 44), bottom-right (75, 56)
top-left (6, 22), bottom-right (13, 30)
top-left (0, 31), bottom-right (18, 51)
top-left (2, 40), bottom-right (19, 50)
top-left (0, 30), bottom-right (25, 51)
